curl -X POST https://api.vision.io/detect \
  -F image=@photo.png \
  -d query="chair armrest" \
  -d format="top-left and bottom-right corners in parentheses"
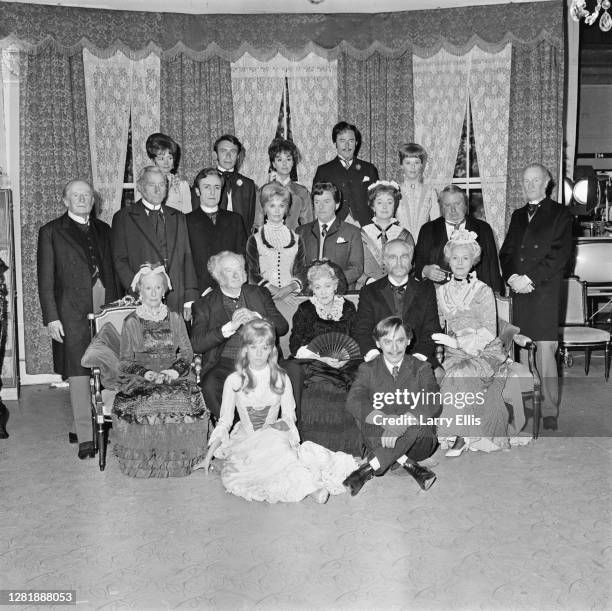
top-left (192, 354), bottom-right (202, 385)
top-left (513, 333), bottom-right (531, 348)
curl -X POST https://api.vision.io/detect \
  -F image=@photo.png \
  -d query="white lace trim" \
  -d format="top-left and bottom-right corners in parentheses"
top-left (310, 295), bottom-right (345, 321)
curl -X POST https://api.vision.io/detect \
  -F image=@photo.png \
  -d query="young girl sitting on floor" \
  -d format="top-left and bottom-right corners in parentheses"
top-left (199, 319), bottom-right (358, 503)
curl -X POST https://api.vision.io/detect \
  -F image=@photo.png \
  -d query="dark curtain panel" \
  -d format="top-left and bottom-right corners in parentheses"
top-left (160, 54), bottom-right (235, 187)
top-left (505, 41), bottom-right (564, 228)
top-left (338, 51), bottom-right (413, 182)
top-left (19, 47), bottom-right (91, 374)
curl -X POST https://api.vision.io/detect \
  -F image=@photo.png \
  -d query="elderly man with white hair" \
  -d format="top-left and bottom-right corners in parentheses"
top-left (190, 251), bottom-right (291, 421)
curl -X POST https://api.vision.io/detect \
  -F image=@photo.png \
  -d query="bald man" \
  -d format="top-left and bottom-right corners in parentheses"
top-left (38, 180), bottom-right (117, 459)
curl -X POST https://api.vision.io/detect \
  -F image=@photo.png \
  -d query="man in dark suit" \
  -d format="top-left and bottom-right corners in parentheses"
top-left (413, 185), bottom-right (503, 293)
top-left (296, 182), bottom-right (363, 288)
top-left (37, 180), bottom-right (117, 459)
top-left (499, 163), bottom-right (573, 431)
top-left (209, 134), bottom-right (257, 234)
top-left (111, 166), bottom-right (199, 317)
top-left (190, 251), bottom-right (290, 420)
top-left (353, 239), bottom-right (441, 374)
top-left (343, 316), bottom-right (440, 496)
top-left (187, 167), bottom-right (247, 294)
top-left (312, 121), bottom-right (379, 227)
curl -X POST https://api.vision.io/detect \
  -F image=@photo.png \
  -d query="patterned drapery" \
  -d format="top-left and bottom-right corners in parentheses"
top-left (505, 41), bottom-right (564, 227)
top-left (468, 45), bottom-right (511, 247)
top-left (338, 51), bottom-right (413, 182)
top-left (19, 48), bottom-right (91, 374)
top-left (161, 54), bottom-right (234, 186)
top-left (83, 50), bottom-right (160, 223)
top-left (413, 49), bottom-right (469, 194)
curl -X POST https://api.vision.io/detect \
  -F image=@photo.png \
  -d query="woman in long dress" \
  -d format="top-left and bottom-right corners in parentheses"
top-left (357, 180), bottom-right (414, 289)
top-left (201, 319), bottom-right (358, 503)
top-left (396, 143), bottom-right (439, 239)
top-left (433, 230), bottom-right (515, 456)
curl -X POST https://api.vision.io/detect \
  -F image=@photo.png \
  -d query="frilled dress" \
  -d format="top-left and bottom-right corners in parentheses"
top-left (209, 367), bottom-right (358, 503)
top-left (164, 174), bottom-right (192, 215)
top-left (397, 182), bottom-right (439, 239)
top-left (112, 311), bottom-right (209, 477)
top-left (436, 277), bottom-right (511, 451)
top-left (289, 297), bottom-right (363, 454)
top-left (356, 219), bottom-right (415, 289)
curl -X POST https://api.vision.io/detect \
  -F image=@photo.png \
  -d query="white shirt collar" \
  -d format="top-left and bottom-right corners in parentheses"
top-left (384, 357), bottom-right (404, 374)
top-left (445, 218), bottom-right (466, 228)
top-left (201, 205), bottom-right (219, 214)
top-left (142, 198), bottom-right (162, 212)
top-left (388, 275), bottom-right (409, 287)
top-left (318, 217), bottom-right (336, 231)
top-left (338, 156), bottom-right (353, 169)
top-left (67, 211), bottom-right (89, 225)
top-left (218, 166), bottom-right (235, 173)
top-left (528, 199), bottom-right (543, 206)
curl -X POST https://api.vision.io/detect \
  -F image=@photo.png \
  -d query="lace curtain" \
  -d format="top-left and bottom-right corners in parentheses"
top-left (161, 55), bottom-right (234, 186)
top-left (83, 49), bottom-right (160, 223)
top-left (468, 45), bottom-right (511, 247)
top-left (231, 53), bottom-right (337, 190)
top-left (19, 48), bottom-right (91, 374)
top-left (413, 49), bottom-right (469, 194)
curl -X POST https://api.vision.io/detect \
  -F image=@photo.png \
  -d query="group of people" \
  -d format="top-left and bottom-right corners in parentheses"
top-left (36, 118), bottom-right (574, 503)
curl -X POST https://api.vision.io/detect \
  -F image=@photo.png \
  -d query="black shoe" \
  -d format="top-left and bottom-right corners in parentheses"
top-left (0, 402), bottom-right (8, 439)
top-left (78, 441), bottom-right (95, 459)
top-left (0, 423), bottom-right (7, 439)
top-left (342, 463), bottom-right (375, 496)
top-left (68, 432), bottom-right (78, 444)
top-left (543, 417), bottom-right (558, 431)
top-left (403, 462), bottom-right (437, 491)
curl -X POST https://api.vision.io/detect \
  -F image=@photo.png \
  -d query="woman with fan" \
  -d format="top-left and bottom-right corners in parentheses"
top-left (356, 181), bottom-right (415, 289)
top-left (289, 260), bottom-right (362, 453)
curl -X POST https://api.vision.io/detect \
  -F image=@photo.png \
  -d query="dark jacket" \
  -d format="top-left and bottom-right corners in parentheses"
top-left (37, 213), bottom-right (117, 377)
top-left (413, 215), bottom-right (503, 294)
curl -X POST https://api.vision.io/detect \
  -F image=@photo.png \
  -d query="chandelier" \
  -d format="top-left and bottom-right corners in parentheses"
top-left (570, 0), bottom-right (612, 31)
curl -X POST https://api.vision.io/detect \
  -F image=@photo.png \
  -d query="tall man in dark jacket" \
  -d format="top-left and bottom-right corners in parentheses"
top-left (37, 180), bottom-right (117, 459)
top-left (499, 163), bottom-right (573, 431)
top-left (187, 167), bottom-right (247, 294)
top-left (312, 121), bottom-right (379, 227)
top-left (413, 184), bottom-right (503, 293)
top-left (111, 166), bottom-right (198, 317)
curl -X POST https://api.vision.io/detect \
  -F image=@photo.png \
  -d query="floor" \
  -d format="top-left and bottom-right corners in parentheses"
top-left (1, 354), bottom-right (611, 611)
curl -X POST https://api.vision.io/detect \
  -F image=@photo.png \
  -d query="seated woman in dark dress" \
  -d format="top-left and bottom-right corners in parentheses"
top-left (112, 263), bottom-right (208, 477)
top-left (289, 260), bottom-right (362, 454)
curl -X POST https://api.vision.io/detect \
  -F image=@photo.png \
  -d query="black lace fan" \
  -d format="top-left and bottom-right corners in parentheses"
top-left (307, 333), bottom-right (361, 361)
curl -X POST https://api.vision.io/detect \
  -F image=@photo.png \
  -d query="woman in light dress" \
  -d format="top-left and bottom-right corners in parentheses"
top-left (200, 319), bottom-right (358, 503)
top-left (396, 143), bottom-right (439, 240)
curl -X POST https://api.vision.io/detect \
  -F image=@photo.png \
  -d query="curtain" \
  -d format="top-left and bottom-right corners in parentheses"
top-left (338, 52), bottom-right (413, 182)
top-left (505, 42), bottom-right (564, 228)
top-left (19, 47), bottom-right (91, 374)
top-left (469, 45), bottom-right (511, 247)
top-left (83, 50), bottom-right (160, 223)
top-left (285, 54), bottom-right (337, 190)
top-left (231, 54), bottom-right (288, 188)
top-left (413, 49), bottom-right (469, 194)
top-left (160, 54), bottom-right (234, 186)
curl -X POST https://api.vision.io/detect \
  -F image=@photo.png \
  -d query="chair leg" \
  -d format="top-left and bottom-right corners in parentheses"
top-left (585, 348), bottom-right (592, 375)
top-left (532, 389), bottom-right (541, 440)
top-left (606, 343), bottom-right (610, 382)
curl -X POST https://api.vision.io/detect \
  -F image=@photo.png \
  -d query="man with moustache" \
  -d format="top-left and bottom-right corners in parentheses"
top-left (312, 121), bottom-right (379, 227)
top-left (111, 165), bottom-right (198, 317)
top-left (499, 163), bottom-right (573, 431)
top-left (186, 167), bottom-right (247, 294)
top-left (353, 238), bottom-right (442, 373)
top-left (37, 179), bottom-right (117, 459)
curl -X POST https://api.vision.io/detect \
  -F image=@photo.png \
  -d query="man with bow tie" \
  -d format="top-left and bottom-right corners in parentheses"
top-left (296, 181), bottom-right (363, 288)
top-left (500, 163), bottom-right (573, 431)
top-left (413, 185), bottom-right (503, 293)
top-left (111, 166), bottom-right (198, 317)
top-left (312, 121), bottom-right (379, 227)
top-left (353, 238), bottom-right (442, 375)
top-left (204, 134), bottom-right (257, 234)
top-left (37, 180), bottom-right (118, 459)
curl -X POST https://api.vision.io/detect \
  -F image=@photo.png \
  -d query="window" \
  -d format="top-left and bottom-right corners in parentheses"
top-left (452, 100), bottom-right (484, 220)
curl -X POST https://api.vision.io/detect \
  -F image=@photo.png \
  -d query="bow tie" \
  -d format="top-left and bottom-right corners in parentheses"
top-left (390, 282), bottom-right (408, 295)
top-left (527, 202), bottom-right (540, 216)
top-left (220, 170), bottom-right (235, 179)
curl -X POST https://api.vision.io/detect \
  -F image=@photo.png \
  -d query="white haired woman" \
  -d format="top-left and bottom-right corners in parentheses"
top-left (112, 263), bottom-right (208, 477)
top-left (433, 231), bottom-right (526, 456)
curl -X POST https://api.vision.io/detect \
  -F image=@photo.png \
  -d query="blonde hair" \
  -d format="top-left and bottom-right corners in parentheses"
top-left (234, 319), bottom-right (285, 395)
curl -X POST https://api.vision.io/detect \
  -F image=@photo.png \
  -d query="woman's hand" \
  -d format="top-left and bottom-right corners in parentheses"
top-left (144, 370), bottom-right (158, 382)
top-left (269, 420), bottom-right (290, 432)
top-left (423, 264), bottom-right (449, 283)
top-left (320, 356), bottom-right (348, 369)
top-left (160, 369), bottom-right (179, 383)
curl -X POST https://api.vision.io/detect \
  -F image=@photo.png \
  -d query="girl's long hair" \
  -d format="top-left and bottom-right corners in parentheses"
top-left (234, 319), bottom-right (286, 395)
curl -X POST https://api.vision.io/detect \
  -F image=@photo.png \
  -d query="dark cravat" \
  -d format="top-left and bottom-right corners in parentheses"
top-left (391, 365), bottom-right (399, 380)
top-left (321, 223), bottom-right (328, 238)
top-left (205, 211), bottom-right (218, 225)
top-left (391, 283), bottom-right (407, 295)
top-left (374, 222), bottom-right (390, 246)
top-left (527, 203), bottom-right (539, 217)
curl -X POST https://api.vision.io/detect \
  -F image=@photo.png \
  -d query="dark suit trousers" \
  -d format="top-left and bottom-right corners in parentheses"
top-left (362, 423), bottom-right (438, 474)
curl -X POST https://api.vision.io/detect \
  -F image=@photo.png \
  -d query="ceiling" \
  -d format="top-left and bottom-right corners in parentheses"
top-left (6, 0), bottom-right (545, 14)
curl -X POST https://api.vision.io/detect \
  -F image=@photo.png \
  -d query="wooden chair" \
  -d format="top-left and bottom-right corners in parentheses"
top-left (495, 294), bottom-right (542, 439)
top-left (558, 276), bottom-right (611, 381)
